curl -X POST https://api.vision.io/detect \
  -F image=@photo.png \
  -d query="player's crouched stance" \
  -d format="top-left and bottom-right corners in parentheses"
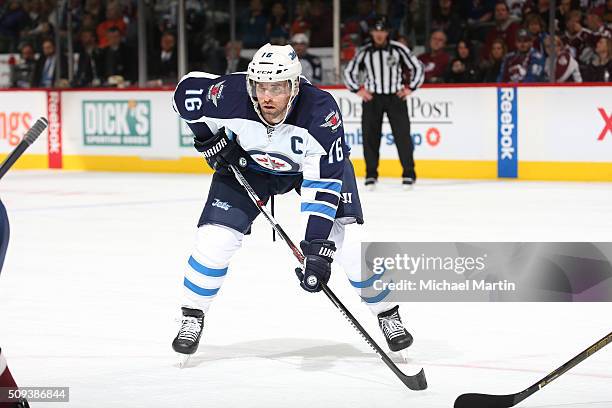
top-left (171, 43), bottom-right (413, 364)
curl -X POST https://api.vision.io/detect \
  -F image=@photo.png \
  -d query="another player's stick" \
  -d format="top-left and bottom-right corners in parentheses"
top-left (0, 117), bottom-right (48, 181)
top-left (228, 164), bottom-right (427, 391)
top-left (454, 330), bottom-right (612, 408)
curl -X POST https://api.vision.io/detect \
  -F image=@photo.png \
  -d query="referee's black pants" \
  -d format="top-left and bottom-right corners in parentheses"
top-left (361, 94), bottom-right (416, 180)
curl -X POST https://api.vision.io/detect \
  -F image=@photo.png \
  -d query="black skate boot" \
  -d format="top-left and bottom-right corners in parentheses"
top-left (377, 305), bottom-right (413, 352)
top-left (172, 307), bottom-right (204, 356)
top-left (16, 398), bottom-right (30, 408)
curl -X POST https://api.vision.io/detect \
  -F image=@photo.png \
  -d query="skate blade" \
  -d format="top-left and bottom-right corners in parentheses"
top-left (399, 349), bottom-right (410, 364)
top-left (389, 349), bottom-right (410, 364)
top-left (177, 353), bottom-right (192, 368)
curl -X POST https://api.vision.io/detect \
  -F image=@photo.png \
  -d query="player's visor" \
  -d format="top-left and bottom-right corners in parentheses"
top-left (251, 81), bottom-right (291, 97)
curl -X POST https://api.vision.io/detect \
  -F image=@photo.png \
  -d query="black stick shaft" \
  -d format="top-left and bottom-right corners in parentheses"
top-left (228, 164), bottom-right (427, 391)
top-left (524, 330), bottom-right (612, 400)
top-left (229, 164), bottom-right (304, 262)
top-left (0, 118), bottom-right (48, 181)
top-left (320, 281), bottom-right (426, 389)
top-left (454, 330), bottom-right (612, 408)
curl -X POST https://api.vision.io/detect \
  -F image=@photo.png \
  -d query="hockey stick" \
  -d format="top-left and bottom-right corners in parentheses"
top-left (0, 117), bottom-right (48, 181)
top-left (454, 330), bottom-right (612, 408)
top-left (228, 164), bottom-right (427, 391)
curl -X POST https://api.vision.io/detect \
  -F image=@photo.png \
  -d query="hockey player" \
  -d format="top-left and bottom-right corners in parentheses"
top-left (0, 200), bottom-right (29, 408)
top-left (171, 43), bottom-right (413, 361)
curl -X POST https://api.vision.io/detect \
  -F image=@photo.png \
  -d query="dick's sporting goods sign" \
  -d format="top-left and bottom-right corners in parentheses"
top-left (179, 119), bottom-right (193, 147)
top-left (82, 100), bottom-right (151, 146)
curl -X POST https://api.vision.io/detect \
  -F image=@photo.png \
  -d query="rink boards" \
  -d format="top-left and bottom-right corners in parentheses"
top-left (0, 84), bottom-right (611, 181)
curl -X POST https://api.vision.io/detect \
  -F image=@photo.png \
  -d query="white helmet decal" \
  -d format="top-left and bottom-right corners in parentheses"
top-left (246, 43), bottom-right (302, 127)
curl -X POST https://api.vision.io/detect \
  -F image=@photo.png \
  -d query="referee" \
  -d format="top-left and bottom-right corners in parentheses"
top-left (343, 16), bottom-right (424, 190)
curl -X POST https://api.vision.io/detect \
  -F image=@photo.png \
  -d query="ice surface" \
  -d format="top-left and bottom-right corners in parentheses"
top-left (0, 171), bottom-right (610, 407)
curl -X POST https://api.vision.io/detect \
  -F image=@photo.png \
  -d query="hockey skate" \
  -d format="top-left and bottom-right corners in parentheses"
top-left (402, 178), bottom-right (415, 191)
top-left (172, 307), bottom-right (204, 368)
top-left (377, 305), bottom-right (413, 357)
top-left (16, 398), bottom-right (30, 408)
top-left (365, 178), bottom-right (377, 191)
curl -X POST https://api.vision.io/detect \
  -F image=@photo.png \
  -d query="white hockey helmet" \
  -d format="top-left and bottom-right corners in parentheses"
top-left (246, 43), bottom-right (302, 127)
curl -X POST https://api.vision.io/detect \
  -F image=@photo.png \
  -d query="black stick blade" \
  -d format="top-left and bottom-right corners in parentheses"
top-left (454, 393), bottom-right (516, 408)
top-left (401, 368), bottom-right (428, 391)
top-left (24, 117), bottom-right (48, 145)
top-left (0, 117), bottom-right (49, 182)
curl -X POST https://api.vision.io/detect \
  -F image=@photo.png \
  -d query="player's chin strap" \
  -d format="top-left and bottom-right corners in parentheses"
top-left (227, 164), bottom-right (428, 391)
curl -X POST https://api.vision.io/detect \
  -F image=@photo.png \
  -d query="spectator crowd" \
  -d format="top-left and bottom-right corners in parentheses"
top-left (0, 0), bottom-right (610, 88)
top-left (1, 0), bottom-right (177, 87)
top-left (420, 0), bottom-right (611, 82)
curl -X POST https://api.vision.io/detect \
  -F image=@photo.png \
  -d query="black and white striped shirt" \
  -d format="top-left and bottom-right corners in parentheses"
top-left (343, 40), bottom-right (424, 94)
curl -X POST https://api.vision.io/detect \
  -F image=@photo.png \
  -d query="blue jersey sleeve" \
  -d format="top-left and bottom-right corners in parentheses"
top-left (173, 72), bottom-right (221, 143)
top-left (300, 93), bottom-right (348, 242)
top-left (174, 72), bottom-right (252, 144)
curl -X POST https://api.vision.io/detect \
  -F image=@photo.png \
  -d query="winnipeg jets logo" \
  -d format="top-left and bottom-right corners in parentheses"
top-left (289, 50), bottom-right (297, 60)
top-left (207, 81), bottom-right (226, 107)
top-left (255, 156), bottom-right (288, 170)
top-left (320, 111), bottom-right (342, 132)
top-left (248, 150), bottom-right (300, 172)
